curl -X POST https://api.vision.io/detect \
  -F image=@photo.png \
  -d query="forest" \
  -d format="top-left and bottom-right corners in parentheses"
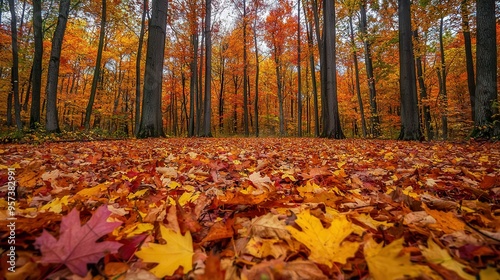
top-left (0, 0), bottom-right (498, 140)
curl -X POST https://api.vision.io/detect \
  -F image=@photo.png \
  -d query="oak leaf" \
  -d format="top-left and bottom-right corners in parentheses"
top-left (34, 206), bottom-right (122, 276)
top-left (286, 210), bottom-right (359, 267)
top-left (135, 224), bottom-right (194, 278)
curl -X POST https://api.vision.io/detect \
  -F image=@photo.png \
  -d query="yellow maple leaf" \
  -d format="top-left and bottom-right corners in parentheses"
top-left (365, 237), bottom-right (436, 280)
top-left (286, 209), bottom-right (359, 267)
top-left (135, 224), bottom-right (194, 278)
top-left (246, 236), bottom-right (288, 258)
top-left (421, 239), bottom-right (475, 280)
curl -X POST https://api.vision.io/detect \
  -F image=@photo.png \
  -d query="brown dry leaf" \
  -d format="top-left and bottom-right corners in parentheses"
top-left (241, 258), bottom-right (328, 280)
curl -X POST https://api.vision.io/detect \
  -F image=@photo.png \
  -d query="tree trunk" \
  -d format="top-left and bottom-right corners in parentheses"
top-left (297, 0), bottom-right (302, 137)
top-left (46, 0), bottom-right (70, 133)
top-left (472, 0), bottom-right (498, 138)
top-left (84, 0), bottom-right (106, 129)
top-left (438, 13), bottom-right (448, 139)
top-left (360, 0), bottom-right (379, 137)
top-left (135, 0), bottom-right (147, 135)
top-left (188, 34), bottom-right (198, 137)
top-left (201, 0), bottom-right (212, 137)
top-left (461, 0), bottom-right (475, 122)
top-left (30, 0), bottom-right (43, 128)
top-left (414, 30), bottom-right (433, 140)
top-left (253, 19), bottom-right (260, 137)
top-left (321, 0), bottom-right (344, 139)
top-left (136, 0), bottom-right (168, 138)
top-left (397, 0), bottom-right (421, 140)
top-left (304, 17), bottom-right (319, 137)
top-left (242, 0), bottom-right (249, 136)
top-left (8, 0), bottom-right (22, 130)
top-left (349, 15), bottom-right (366, 138)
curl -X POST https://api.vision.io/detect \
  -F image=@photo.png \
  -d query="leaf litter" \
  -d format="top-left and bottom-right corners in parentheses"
top-left (0, 138), bottom-right (499, 279)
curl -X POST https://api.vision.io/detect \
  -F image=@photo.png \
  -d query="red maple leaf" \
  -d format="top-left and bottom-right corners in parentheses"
top-left (34, 206), bottom-right (122, 276)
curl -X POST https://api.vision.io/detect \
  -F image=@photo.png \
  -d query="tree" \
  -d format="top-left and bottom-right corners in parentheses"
top-left (296, 0), bottom-right (303, 137)
top-left (460, 0), bottom-right (475, 122)
top-left (7, 0), bottom-right (22, 130)
top-left (30, 0), bottom-right (43, 129)
top-left (360, 0), bottom-right (379, 137)
top-left (321, 0), bottom-right (344, 139)
top-left (397, 0), bottom-right (421, 140)
top-left (136, 0), bottom-right (168, 138)
top-left (135, 0), bottom-right (148, 135)
top-left (84, 0), bottom-right (106, 129)
top-left (46, 0), bottom-right (71, 133)
top-left (201, 0), bottom-right (213, 137)
top-left (472, 0), bottom-right (498, 138)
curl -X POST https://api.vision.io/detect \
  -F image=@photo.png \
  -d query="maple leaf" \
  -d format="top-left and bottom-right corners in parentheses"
top-left (286, 209), bottom-right (359, 267)
top-left (421, 239), bottom-right (475, 280)
top-left (34, 206), bottom-right (122, 276)
top-left (364, 237), bottom-right (436, 280)
top-left (135, 224), bottom-right (194, 278)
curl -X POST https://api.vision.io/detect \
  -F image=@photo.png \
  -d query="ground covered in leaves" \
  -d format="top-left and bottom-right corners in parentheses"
top-left (0, 138), bottom-right (499, 280)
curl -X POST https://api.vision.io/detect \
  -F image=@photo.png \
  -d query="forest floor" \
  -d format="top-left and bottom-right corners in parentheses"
top-left (0, 138), bottom-right (499, 279)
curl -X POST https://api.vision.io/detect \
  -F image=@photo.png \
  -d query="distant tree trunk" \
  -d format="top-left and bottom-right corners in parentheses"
top-left (46, 0), bottom-right (70, 133)
top-left (360, 0), bottom-right (379, 137)
top-left (201, 0), bottom-right (212, 137)
top-left (321, 0), bottom-right (344, 139)
top-left (242, 0), bottom-right (249, 136)
top-left (397, 0), bottom-right (421, 140)
top-left (252, 19), bottom-right (260, 137)
top-left (8, 0), bottom-right (22, 130)
top-left (135, 0), bottom-right (147, 135)
top-left (197, 25), bottom-right (204, 136)
top-left (461, 0), bottom-right (475, 122)
top-left (84, 0), bottom-right (106, 130)
top-left (297, 0), bottom-right (302, 137)
top-left (30, 0), bottom-right (43, 128)
top-left (305, 17), bottom-right (319, 137)
top-left (218, 44), bottom-right (226, 133)
top-left (188, 34), bottom-right (198, 137)
top-left (414, 30), bottom-right (433, 140)
top-left (472, 0), bottom-right (498, 138)
top-left (136, 0), bottom-right (168, 138)
top-left (438, 13), bottom-right (448, 139)
top-left (349, 15), bottom-right (366, 138)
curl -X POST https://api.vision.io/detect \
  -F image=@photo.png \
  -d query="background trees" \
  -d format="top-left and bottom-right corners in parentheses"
top-left (0, 0), bottom-right (498, 139)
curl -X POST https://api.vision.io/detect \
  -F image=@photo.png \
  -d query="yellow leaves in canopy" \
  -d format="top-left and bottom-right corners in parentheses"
top-left (135, 224), bottom-right (194, 278)
top-left (421, 239), bottom-right (475, 280)
top-left (286, 209), bottom-right (359, 267)
top-left (365, 237), bottom-right (436, 280)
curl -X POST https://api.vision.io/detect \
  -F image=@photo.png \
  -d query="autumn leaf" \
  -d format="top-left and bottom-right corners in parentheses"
top-left (286, 209), bottom-right (359, 267)
top-left (364, 237), bottom-right (436, 280)
top-left (34, 206), bottom-right (122, 276)
top-left (421, 239), bottom-right (475, 280)
top-left (135, 224), bottom-right (194, 278)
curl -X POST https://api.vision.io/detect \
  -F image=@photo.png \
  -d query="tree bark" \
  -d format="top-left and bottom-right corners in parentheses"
top-left (438, 13), bottom-right (448, 139)
top-left (414, 30), bottom-right (433, 140)
top-left (242, 0), bottom-right (249, 136)
top-left (297, 0), bottom-right (303, 137)
top-left (201, 0), bottom-right (213, 137)
top-left (46, 0), bottom-right (70, 133)
top-left (134, 0), bottom-right (148, 135)
top-left (30, 0), bottom-right (43, 128)
top-left (8, 0), bottom-right (22, 130)
top-left (349, 15), bottom-right (366, 138)
top-left (188, 34), bottom-right (198, 137)
top-left (461, 0), bottom-right (475, 122)
top-left (84, 0), bottom-right (106, 129)
top-left (252, 16), bottom-right (260, 137)
top-left (397, 0), bottom-right (421, 140)
top-left (321, 0), bottom-right (344, 139)
top-left (472, 0), bottom-right (498, 138)
top-left (136, 0), bottom-right (168, 138)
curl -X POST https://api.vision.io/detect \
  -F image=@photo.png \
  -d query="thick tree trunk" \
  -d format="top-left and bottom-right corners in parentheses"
top-left (397, 0), bottom-right (421, 140)
top-left (134, 0), bottom-right (147, 135)
top-left (30, 0), bottom-right (43, 128)
top-left (46, 0), bottom-right (70, 133)
top-left (84, 0), bottom-right (106, 129)
top-left (321, 0), bottom-right (344, 139)
top-left (136, 0), bottom-right (168, 138)
top-left (360, 0), bottom-right (380, 137)
top-left (8, 0), bottom-right (22, 130)
top-left (472, 0), bottom-right (498, 138)
top-left (201, 0), bottom-right (212, 137)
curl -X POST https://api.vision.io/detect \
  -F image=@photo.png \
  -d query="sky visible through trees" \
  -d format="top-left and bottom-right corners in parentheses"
top-left (0, 0), bottom-right (499, 139)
